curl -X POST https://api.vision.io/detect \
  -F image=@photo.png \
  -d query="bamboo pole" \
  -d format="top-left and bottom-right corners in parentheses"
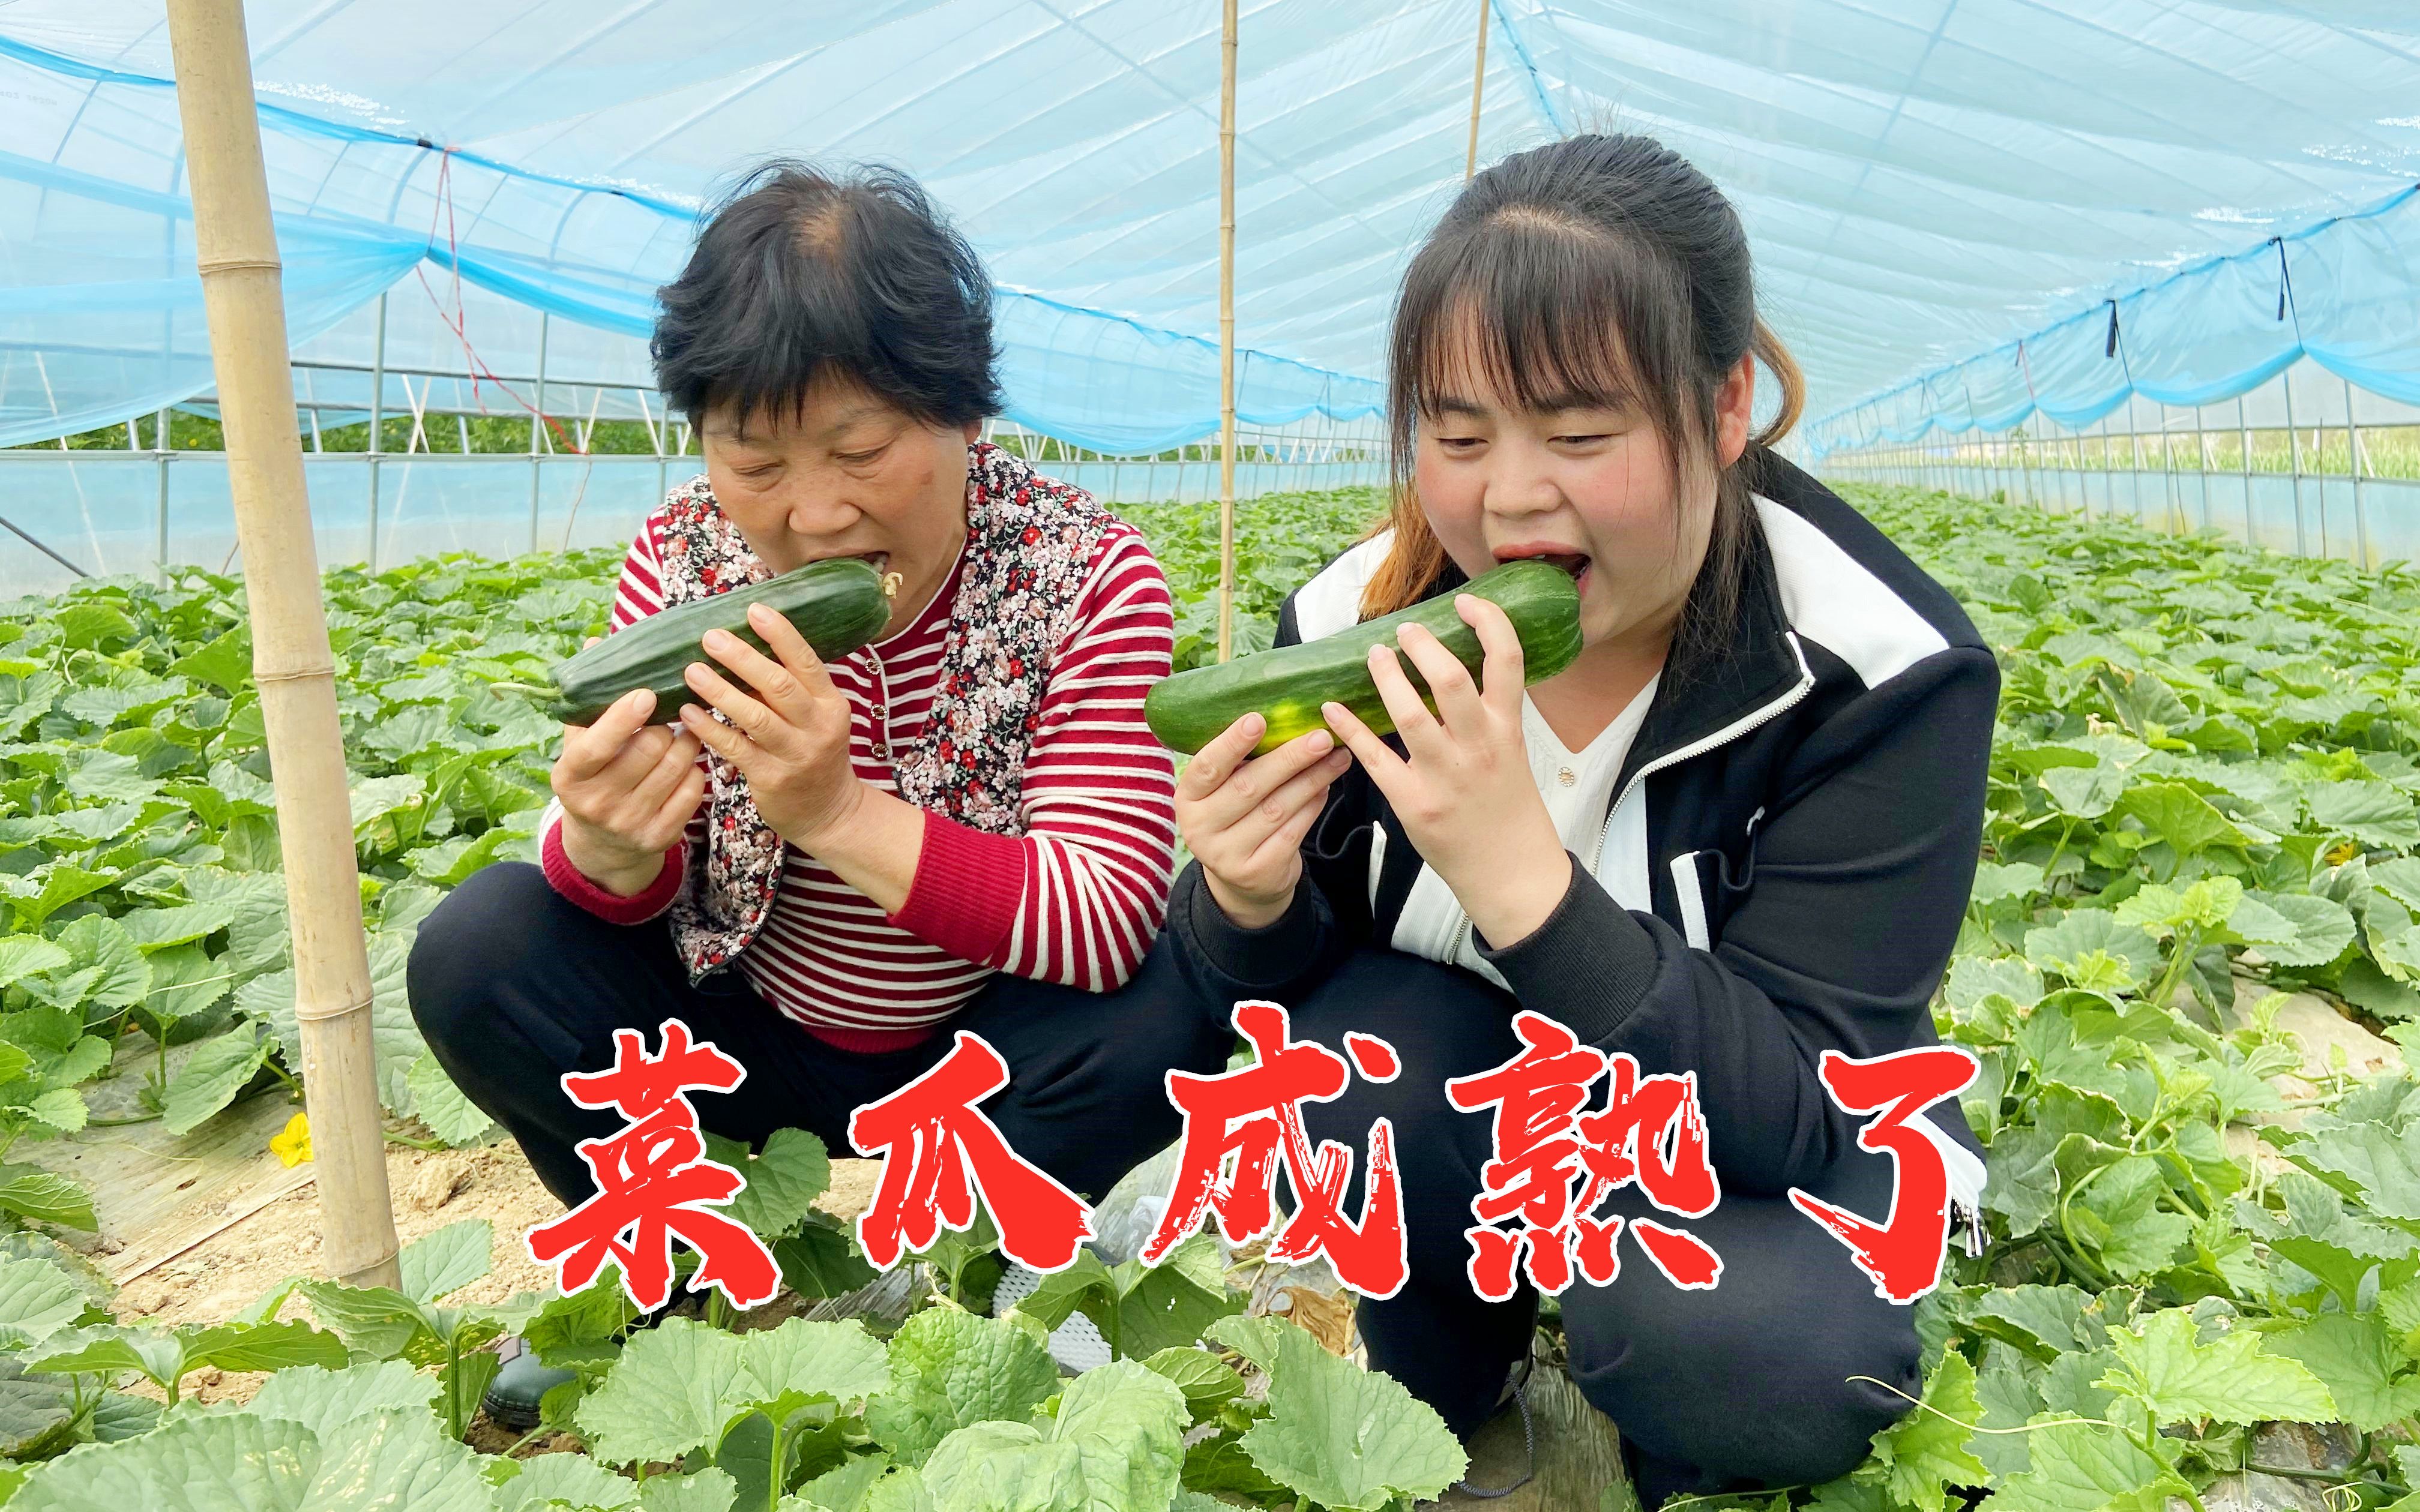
top-left (1215, 0), bottom-right (1239, 664)
top-left (164, 0), bottom-right (400, 1293)
top-left (1464, 0), bottom-right (1491, 179)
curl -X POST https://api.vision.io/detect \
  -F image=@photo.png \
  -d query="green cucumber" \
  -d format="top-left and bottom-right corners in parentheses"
top-left (1145, 557), bottom-right (1585, 757)
top-left (496, 556), bottom-right (898, 726)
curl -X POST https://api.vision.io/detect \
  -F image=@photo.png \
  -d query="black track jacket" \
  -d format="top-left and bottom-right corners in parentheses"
top-left (1167, 452), bottom-right (1997, 1205)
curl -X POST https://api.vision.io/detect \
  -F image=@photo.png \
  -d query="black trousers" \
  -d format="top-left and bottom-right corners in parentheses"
top-left (405, 862), bottom-right (1233, 1211)
top-left (1278, 948), bottom-right (1924, 1504)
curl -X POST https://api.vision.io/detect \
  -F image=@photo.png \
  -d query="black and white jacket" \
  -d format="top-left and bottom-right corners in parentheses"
top-left (1168, 452), bottom-right (1996, 1218)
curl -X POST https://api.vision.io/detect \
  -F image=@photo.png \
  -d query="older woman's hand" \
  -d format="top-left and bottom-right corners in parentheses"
top-left (552, 636), bottom-right (709, 896)
top-left (1176, 713), bottom-right (1353, 929)
top-left (676, 601), bottom-right (864, 851)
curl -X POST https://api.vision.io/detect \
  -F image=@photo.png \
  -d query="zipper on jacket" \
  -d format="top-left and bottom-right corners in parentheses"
top-left (1590, 631), bottom-right (1818, 908)
top-left (1437, 633), bottom-right (1816, 964)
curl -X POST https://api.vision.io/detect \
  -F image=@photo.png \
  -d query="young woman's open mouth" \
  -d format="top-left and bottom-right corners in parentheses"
top-left (1496, 545), bottom-right (1592, 593)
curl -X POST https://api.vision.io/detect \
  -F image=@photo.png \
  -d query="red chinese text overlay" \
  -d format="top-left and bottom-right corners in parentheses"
top-left (849, 1031), bottom-right (1094, 1274)
top-left (1142, 1002), bottom-right (1409, 1300)
top-left (1446, 1012), bottom-right (1724, 1301)
top-left (523, 1018), bottom-right (781, 1314)
top-left (1789, 1046), bottom-right (1980, 1304)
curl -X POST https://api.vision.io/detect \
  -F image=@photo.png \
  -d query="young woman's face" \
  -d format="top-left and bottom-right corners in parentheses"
top-left (702, 371), bottom-right (980, 639)
top-left (1414, 335), bottom-right (1756, 655)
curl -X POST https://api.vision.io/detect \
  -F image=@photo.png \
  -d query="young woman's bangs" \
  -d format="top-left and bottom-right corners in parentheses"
top-left (1410, 235), bottom-right (1669, 425)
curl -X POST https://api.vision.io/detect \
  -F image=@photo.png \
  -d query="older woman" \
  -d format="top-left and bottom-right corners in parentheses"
top-left (406, 160), bottom-right (1229, 1424)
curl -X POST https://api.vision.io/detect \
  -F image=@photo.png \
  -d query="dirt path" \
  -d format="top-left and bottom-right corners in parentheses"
top-left (113, 1133), bottom-right (883, 1414)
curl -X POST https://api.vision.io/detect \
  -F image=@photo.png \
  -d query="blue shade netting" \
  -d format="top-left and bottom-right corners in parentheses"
top-left (2, 2), bottom-right (2417, 456)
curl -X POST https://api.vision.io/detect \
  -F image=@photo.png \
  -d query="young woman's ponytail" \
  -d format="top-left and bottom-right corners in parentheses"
top-left (1751, 319), bottom-right (1805, 448)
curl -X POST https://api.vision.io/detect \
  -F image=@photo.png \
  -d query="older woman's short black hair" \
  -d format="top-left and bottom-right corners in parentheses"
top-left (651, 159), bottom-right (1003, 434)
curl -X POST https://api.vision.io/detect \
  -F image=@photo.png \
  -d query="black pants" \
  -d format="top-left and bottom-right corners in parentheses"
top-left (405, 862), bottom-right (1232, 1212)
top-left (1280, 948), bottom-right (1922, 1504)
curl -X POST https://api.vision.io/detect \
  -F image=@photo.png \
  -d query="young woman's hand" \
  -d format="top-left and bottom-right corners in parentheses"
top-left (1178, 712), bottom-right (1354, 929)
top-left (552, 637), bottom-right (708, 896)
top-left (1320, 593), bottom-right (1573, 949)
top-left (676, 601), bottom-right (863, 851)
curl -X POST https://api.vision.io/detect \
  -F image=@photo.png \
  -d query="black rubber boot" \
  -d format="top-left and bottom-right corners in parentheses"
top-left (481, 1335), bottom-right (575, 1431)
top-left (482, 1286), bottom-right (689, 1430)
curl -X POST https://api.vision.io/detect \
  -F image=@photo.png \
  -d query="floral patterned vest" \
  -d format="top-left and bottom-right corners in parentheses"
top-left (651, 442), bottom-right (1115, 981)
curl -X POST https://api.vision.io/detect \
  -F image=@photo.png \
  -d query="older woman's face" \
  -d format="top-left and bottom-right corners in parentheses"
top-left (701, 372), bottom-right (980, 640)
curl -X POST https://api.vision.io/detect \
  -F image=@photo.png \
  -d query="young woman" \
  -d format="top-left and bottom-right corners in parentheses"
top-left (1166, 136), bottom-right (1997, 1503)
top-left (407, 161), bottom-right (1232, 1424)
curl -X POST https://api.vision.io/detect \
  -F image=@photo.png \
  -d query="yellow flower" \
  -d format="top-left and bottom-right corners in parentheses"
top-left (271, 1112), bottom-right (313, 1168)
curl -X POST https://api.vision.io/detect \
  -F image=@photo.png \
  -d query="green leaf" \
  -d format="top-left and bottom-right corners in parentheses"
top-left (571, 1317), bottom-right (745, 1468)
top-left (492, 1451), bottom-right (642, 1512)
top-left (142, 944), bottom-right (235, 1029)
top-left (637, 1469), bottom-right (739, 1512)
top-left (23, 1324), bottom-right (185, 1391)
top-left (11, 1406), bottom-right (499, 1511)
top-left (1045, 1360), bottom-right (1188, 1512)
top-left (399, 1218), bottom-right (493, 1306)
top-left (293, 1279), bottom-right (435, 1361)
top-left (2066, 1156), bottom-right (2193, 1279)
top-left (184, 868), bottom-right (287, 971)
top-left (919, 1421), bottom-right (1083, 1512)
top-left (2023, 911), bottom-right (2158, 989)
top-left (701, 1127), bottom-right (832, 1241)
top-left (348, 775), bottom-right (427, 837)
top-left (1969, 862), bottom-right (2045, 908)
top-left (2306, 779), bottom-right (2420, 850)
top-left (244, 1358), bottom-right (442, 1438)
top-left (120, 902), bottom-right (238, 952)
top-left (1966, 1285), bottom-right (2104, 1361)
top-left (0, 1253), bottom-right (101, 1351)
top-left (405, 1052), bottom-right (495, 1145)
top-left (1109, 1237), bottom-right (1244, 1358)
top-left (2293, 1119), bottom-right (2420, 1222)
top-left (0, 1355), bottom-right (83, 1459)
top-left (1139, 1348), bottom-right (1245, 1422)
top-left (24, 1088), bottom-right (85, 1134)
top-left (1221, 1315), bottom-right (1466, 1511)
top-left (250, 931), bottom-right (424, 1117)
top-left (0, 937), bottom-right (71, 992)
top-left (62, 751), bottom-right (160, 803)
top-left (1003, 1249), bottom-right (1115, 1333)
top-left (730, 1315), bottom-right (891, 1408)
top-left (2096, 1309), bottom-right (2335, 1425)
top-left (2260, 1312), bottom-right (2420, 1432)
top-left (2116, 781), bottom-right (2248, 855)
top-left (179, 1318), bottom-right (352, 1377)
top-left (169, 627), bottom-right (251, 695)
top-left (1990, 1420), bottom-right (2189, 1512)
top-left (2231, 890), bottom-right (2359, 968)
top-left (54, 602), bottom-right (137, 652)
top-left (772, 1215), bottom-right (880, 1301)
top-left (793, 1453), bottom-right (894, 1512)
top-left (867, 1309), bottom-right (1060, 1469)
top-left (2041, 764), bottom-right (2126, 820)
top-left (1864, 1351), bottom-right (1987, 1512)
top-left (576, 1315), bottom-right (889, 1471)
top-left (1944, 955), bottom-right (2043, 1012)
top-left (12, 865), bottom-right (115, 932)
top-left (0, 1165), bottom-right (97, 1231)
top-left (160, 1024), bottom-right (269, 1137)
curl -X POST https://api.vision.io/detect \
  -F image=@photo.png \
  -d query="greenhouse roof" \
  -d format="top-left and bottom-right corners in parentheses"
top-left (4, 1), bottom-right (2417, 453)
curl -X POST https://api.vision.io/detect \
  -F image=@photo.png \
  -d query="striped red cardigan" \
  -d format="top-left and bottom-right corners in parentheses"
top-left (536, 445), bottom-right (1179, 1052)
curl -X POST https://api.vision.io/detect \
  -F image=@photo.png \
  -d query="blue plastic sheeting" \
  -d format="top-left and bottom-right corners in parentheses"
top-left (3, 2), bottom-right (2419, 458)
top-left (1810, 186), bottom-right (2420, 457)
top-left (0, 449), bottom-right (1387, 600)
